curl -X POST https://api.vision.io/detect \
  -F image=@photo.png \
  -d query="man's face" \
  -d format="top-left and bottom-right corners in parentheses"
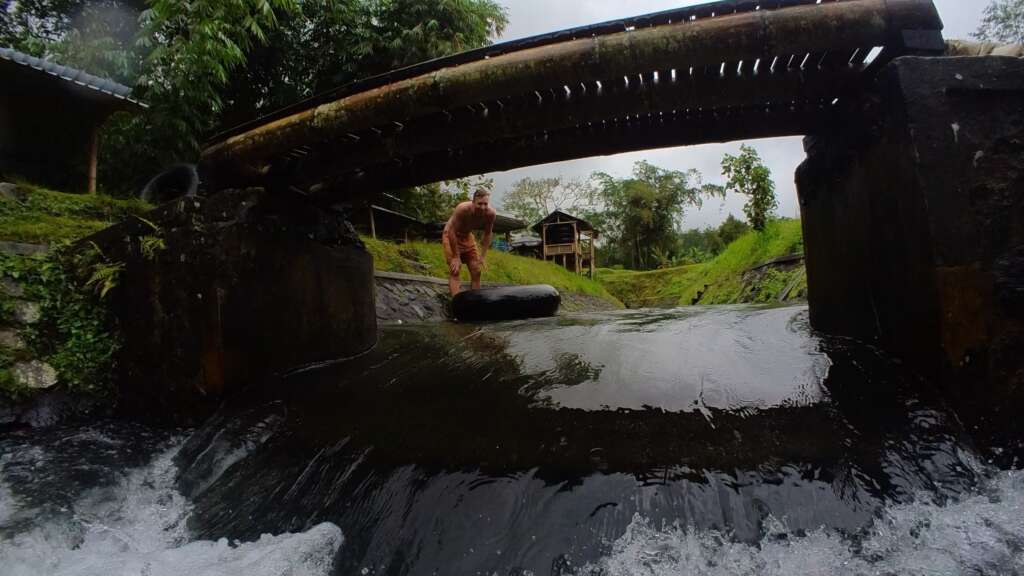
top-left (473, 195), bottom-right (489, 215)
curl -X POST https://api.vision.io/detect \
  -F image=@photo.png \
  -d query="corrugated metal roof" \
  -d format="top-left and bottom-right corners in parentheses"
top-left (0, 46), bottom-right (147, 108)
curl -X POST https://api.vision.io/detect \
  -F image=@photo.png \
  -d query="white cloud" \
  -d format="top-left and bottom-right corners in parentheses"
top-left (484, 0), bottom-right (986, 229)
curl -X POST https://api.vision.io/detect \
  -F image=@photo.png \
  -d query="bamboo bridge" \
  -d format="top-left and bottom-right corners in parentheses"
top-left (112, 0), bottom-right (1024, 448)
top-left (198, 0), bottom-right (945, 198)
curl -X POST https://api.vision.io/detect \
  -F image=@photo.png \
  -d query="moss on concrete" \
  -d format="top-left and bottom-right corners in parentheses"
top-left (0, 180), bottom-right (150, 244)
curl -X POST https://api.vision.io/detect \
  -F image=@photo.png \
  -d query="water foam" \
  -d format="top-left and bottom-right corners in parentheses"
top-left (0, 443), bottom-right (343, 576)
top-left (579, 471), bottom-right (1024, 576)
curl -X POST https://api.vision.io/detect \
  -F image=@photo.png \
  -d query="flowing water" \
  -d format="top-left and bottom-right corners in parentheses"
top-left (2, 304), bottom-right (1023, 575)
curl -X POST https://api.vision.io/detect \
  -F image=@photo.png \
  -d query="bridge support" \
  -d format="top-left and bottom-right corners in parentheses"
top-left (797, 55), bottom-right (1024, 454)
top-left (87, 189), bottom-right (377, 425)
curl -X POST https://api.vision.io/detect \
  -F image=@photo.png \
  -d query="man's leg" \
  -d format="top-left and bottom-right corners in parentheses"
top-left (449, 263), bottom-right (461, 296)
top-left (444, 231), bottom-right (461, 296)
top-left (468, 258), bottom-right (482, 290)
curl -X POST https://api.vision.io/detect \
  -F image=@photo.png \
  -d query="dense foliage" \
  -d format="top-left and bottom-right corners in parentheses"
top-left (674, 215), bottom-right (751, 266)
top-left (1, 0), bottom-right (508, 195)
top-left (975, 0), bottom-right (1024, 44)
top-left (588, 161), bottom-right (722, 270)
top-left (380, 176), bottom-right (493, 223)
top-left (0, 247), bottom-right (121, 399)
top-left (218, 0), bottom-right (508, 127)
top-left (721, 145), bottom-right (777, 231)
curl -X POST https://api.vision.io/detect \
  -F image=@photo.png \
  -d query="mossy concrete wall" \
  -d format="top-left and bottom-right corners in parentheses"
top-left (797, 55), bottom-right (1024, 452)
top-left (88, 190), bottom-right (377, 425)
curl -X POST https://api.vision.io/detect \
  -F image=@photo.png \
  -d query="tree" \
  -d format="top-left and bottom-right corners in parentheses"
top-left (501, 177), bottom-right (592, 226)
top-left (975, 0), bottom-right (1024, 44)
top-left (717, 214), bottom-right (750, 246)
top-left (217, 0), bottom-right (508, 127)
top-left (592, 161), bottom-right (722, 270)
top-left (721, 145), bottom-right (777, 231)
top-left (383, 176), bottom-right (492, 223)
top-left (2, 0), bottom-right (508, 195)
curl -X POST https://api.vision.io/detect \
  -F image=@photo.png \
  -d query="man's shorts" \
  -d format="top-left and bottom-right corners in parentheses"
top-left (443, 230), bottom-right (480, 265)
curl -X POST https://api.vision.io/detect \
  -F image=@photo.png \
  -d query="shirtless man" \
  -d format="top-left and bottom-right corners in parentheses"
top-left (443, 188), bottom-right (496, 296)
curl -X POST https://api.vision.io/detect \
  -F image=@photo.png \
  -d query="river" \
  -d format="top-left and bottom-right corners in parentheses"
top-left (2, 304), bottom-right (1022, 575)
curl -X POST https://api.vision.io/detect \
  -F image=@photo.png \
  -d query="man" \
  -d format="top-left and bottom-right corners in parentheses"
top-left (443, 188), bottom-right (496, 296)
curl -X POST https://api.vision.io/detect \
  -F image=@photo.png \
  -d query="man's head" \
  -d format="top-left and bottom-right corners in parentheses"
top-left (472, 188), bottom-right (490, 214)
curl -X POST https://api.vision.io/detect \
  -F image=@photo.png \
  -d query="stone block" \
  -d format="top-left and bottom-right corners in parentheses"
top-left (796, 55), bottom-right (1024, 454)
top-left (0, 329), bottom-right (26, 350)
top-left (13, 360), bottom-right (57, 390)
top-left (12, 301), bottom-right (39, 324)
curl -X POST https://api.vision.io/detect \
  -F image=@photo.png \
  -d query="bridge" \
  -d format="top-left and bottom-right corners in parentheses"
top-left (101, 0), bottom-right (1024, 452)
top-left (198, 0), bottom-right (945, 198)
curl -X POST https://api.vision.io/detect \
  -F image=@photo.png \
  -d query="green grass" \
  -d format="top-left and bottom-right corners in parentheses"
top-left (0, 180), bottom-right (151, 244)
top-left (598, 219), bottom-right (806, 307)
top-left (363, 237), bottom-right (622, 306)
top-left (598, 264), bottom-right (708, 307)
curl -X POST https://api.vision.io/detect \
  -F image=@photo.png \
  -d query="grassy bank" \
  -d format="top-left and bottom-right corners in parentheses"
top-left (0, 180), bottom-right (150, 244)
top-left (363, 237), bottom-right (622, 306)
top-left (0, 181), bottom-right (148, 401)
top-left (598, 219), bottom-right (806, 307)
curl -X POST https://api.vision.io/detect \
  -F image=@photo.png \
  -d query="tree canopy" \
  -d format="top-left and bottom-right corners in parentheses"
top-left (590, 161), bottom-right (722, 270)
top-left (721, 145), bottom-right (777, 231)
top-left (1, 0), bottom-right (508, 194)
top-left (975, 0), bottom-right (1024, 44)
top-left (501, 177), bottom-right (592, 226)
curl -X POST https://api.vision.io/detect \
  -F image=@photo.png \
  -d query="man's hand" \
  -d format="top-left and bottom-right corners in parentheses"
top-left (479, 257), bottom-right (488, 271)
top-left (449, 258), bottom-right (461, 276)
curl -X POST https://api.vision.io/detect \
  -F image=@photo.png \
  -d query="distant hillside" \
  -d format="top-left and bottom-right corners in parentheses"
top-left (598, 219), bottom-right (806, 308)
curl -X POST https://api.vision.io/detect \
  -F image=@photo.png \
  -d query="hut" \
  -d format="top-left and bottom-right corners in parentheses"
top-left (0, 47), bottom-right (146, 193)
top-left (532, 210), bottom-right (597, 276)
top-left (353, 204), bottom-right (429, 242)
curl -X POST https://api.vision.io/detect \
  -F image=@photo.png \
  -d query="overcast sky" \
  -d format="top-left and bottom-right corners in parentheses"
top-left (484, 0), bottom-right (988, 229)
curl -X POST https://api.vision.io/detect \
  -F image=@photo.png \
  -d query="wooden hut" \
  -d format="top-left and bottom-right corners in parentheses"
top-left (354, 204), bottom-right (428, 242)
top-left (0, 47), bottom-right (146, 193)
top-left (532, 210), bottom-right (597, 276)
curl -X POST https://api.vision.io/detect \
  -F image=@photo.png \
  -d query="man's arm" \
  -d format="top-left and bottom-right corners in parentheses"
top-left (479, 211), bottom-right (496, 262)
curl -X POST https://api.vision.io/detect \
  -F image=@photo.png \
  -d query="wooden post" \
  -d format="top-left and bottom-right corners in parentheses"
top-left (369, 206), bottom-right (376, 239)
top-left (542, 223), bottom-right (548, 261)
top-left (590, 232), bottom-right (596, 277)
top-left (572, 222), bottom-right (579, 274)
top-left (87, 124), bottom-right (99, 194)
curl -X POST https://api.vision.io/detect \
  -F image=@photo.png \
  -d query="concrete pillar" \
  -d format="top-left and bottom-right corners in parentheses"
top-left (797, 55), bottom-right (1024, 453)
top-left (87, 189), bottom-right (378, 425)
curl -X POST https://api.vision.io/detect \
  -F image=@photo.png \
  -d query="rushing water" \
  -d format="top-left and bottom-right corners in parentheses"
top-left (2, 304), bottom-right (1022, 575)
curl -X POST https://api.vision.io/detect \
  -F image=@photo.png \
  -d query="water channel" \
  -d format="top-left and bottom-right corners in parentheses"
top-left (3, 304), bottom-right (1022, 575)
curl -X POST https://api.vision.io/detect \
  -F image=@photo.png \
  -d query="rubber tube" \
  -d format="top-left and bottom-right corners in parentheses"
top-left (452, 285), bottom-right (561, 321)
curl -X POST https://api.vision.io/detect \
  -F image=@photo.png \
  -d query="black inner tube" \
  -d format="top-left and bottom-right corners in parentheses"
top-left (451, 285), bottom-right (561, 322)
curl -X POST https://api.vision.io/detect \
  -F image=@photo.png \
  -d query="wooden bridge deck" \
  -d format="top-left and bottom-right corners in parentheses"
top-left (199, 0), bottom-right (945, 199)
